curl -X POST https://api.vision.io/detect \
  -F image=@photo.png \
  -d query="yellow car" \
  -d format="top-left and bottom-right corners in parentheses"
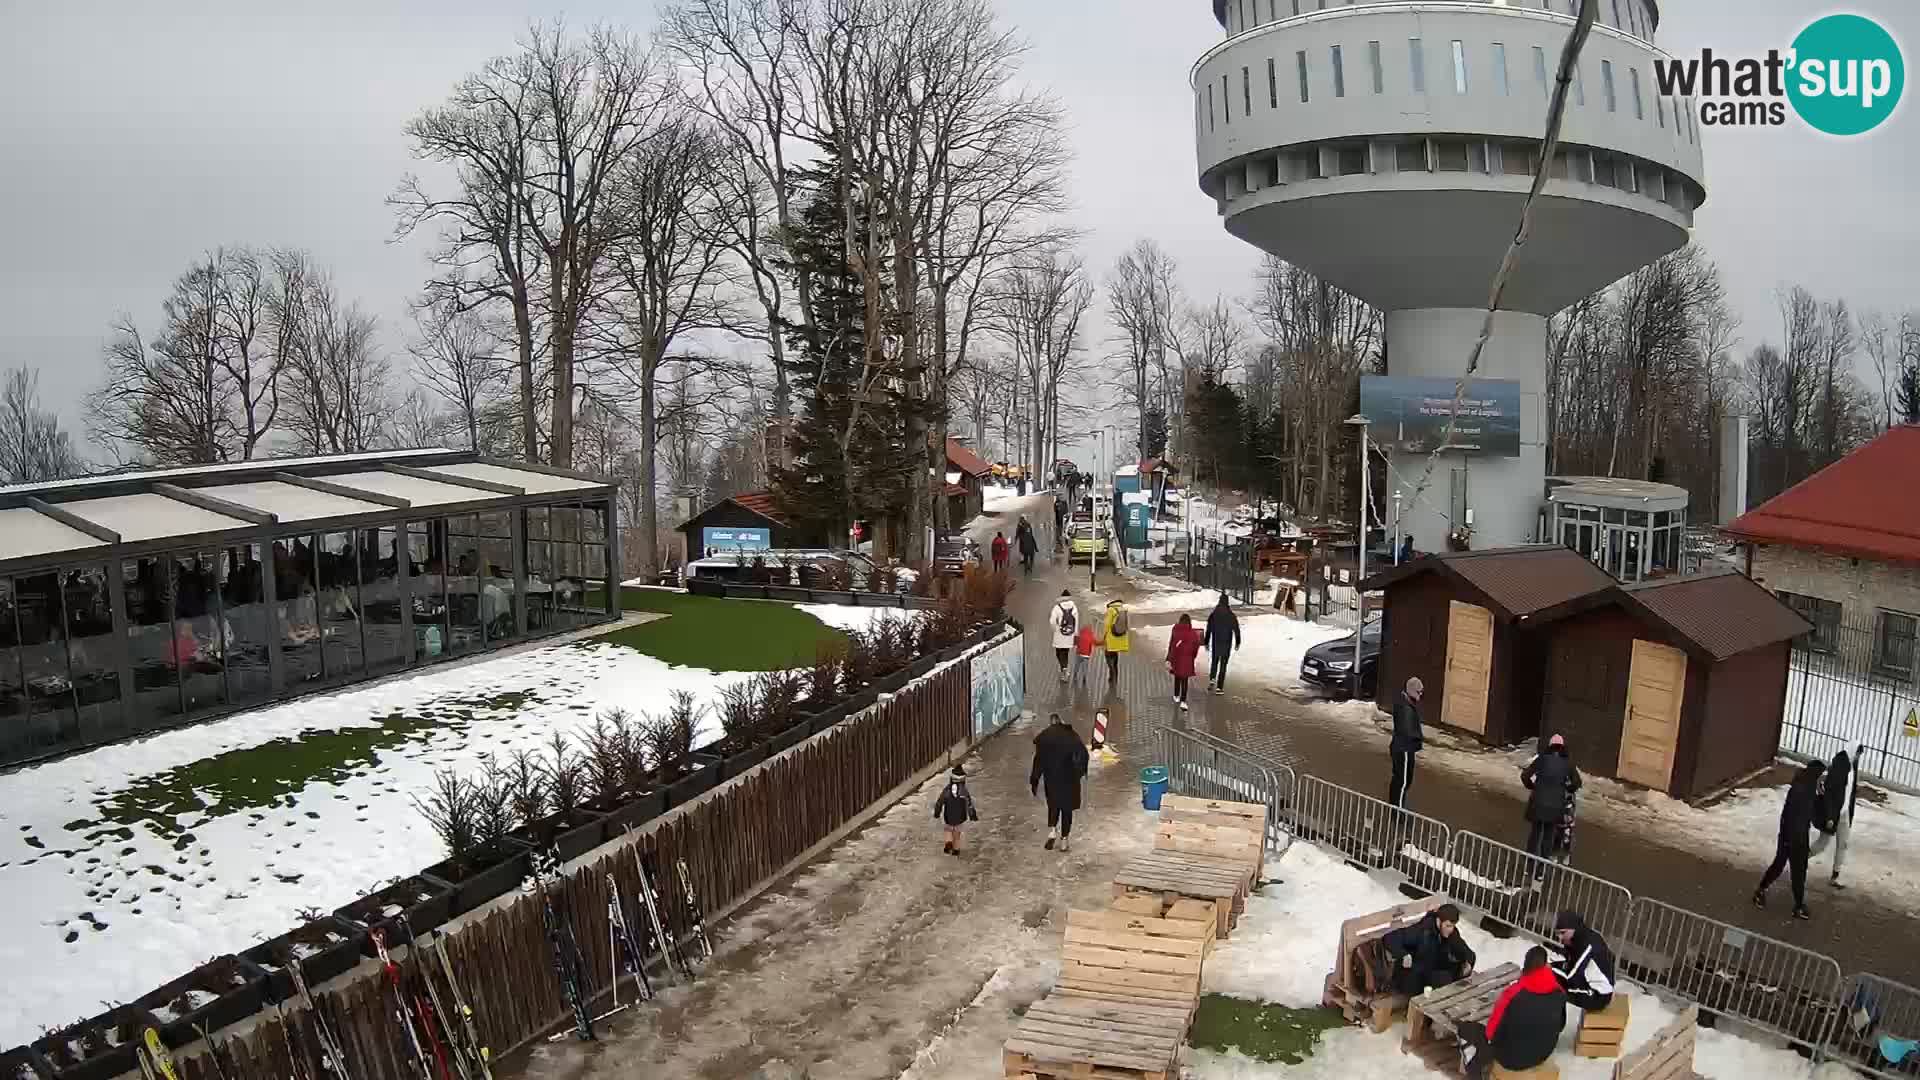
top-left (1067, 523), bottom-right (1108, 562)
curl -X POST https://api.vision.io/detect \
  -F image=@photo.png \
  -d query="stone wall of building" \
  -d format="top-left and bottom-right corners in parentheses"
top-left (1748, 544), bottom-right (1920, 629)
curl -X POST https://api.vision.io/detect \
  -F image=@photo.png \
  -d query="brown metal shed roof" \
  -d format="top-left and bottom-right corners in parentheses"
top-left (1621, 569), bottom-right (1811, 661)
top-left (1360, 545), bottom-right (1617, 621)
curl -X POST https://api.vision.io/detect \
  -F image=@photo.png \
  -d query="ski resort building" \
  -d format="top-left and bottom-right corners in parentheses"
top-left (0, 450), bottom-right (619, 767)
top-left (1191, 0), bottom-right (1706, 550)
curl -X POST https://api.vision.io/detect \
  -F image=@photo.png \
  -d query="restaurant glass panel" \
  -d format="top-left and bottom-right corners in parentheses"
top-left (445, 515), bottom-right (485, 653)
top-left (222, 544), bottom-right (273, 705)
top-left (16, 571), bottom-right (76, 748)
top-left (62, 564), bottom-right (121, 740)
top-left (0, 579), bottom-right (27, 759)
top-left (124, 556), bottom-right (180, 726)
top-left (407, 521), bottom-right (451, 663)
top-left (275, 536), bottom-right (323, 687)
top-left (584, 502), bottom-right (611, 617)
top-left (317, 531), bottom-right (365, 679)
top-left (174, 552), bottom-right (227, 715)
top-left (362, 526), bottom-right (408, 674)
top-left (476, 511), bottom-right (517, 642)
top-left (525, 507), bottom-right (553, 634)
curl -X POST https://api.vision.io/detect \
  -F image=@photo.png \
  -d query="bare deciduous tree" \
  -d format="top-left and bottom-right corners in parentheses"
top-left (0, 367), bottom-right (82, 483)
top-left (280, 273), bottom-right (393, 455)
top-left (1106, 239), bottom-right (1180, 462)
top-left (411, 300), bottom-right (508, 452)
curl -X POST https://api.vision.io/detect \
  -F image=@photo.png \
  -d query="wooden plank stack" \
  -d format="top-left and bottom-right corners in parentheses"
top-left (1322, 896), bottom-right (1445, 1032)
top-left (1611, 1005), bottom-right (1703, 1080)
top-left (1002, 795), bottom-right (1270, 1079)
top-left (1401, 962), bottom-right (1523, 1076)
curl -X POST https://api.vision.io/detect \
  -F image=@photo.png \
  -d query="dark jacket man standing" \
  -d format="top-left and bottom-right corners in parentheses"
top-left (1521, 734), bottom-right (1582, 870)
top-left (1458, 946), bottom-right (1566, 1080)
top-left (1204, 594), bottom-right (1241, 694)
top-left (1548, 910), bottom-right (1617, 1011)
top-left (1030, 714), bottom-right (1090, 853)
top-left (1812, 747), bottom-right (1858, 888)
top-left (1389, 676), bottom-right (1425, 808)
top-left (1382, 903), bottom-right (1475, 996)
top-left (1754, 758), bottom-right (1827, 920)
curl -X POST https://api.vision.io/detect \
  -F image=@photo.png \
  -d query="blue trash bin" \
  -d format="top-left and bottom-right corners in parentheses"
top-left (1140, 766), bottom-right (1170, 811)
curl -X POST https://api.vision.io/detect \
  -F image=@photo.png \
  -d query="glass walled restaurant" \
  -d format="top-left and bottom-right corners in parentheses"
top-left (1543, 476), bottom-right (1690, 583)
top-left (0, 452), bottom-right (619, 767)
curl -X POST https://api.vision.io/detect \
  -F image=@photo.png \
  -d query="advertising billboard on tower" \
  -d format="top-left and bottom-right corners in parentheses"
top-left (1359, 375), bottom-right (1522, 457)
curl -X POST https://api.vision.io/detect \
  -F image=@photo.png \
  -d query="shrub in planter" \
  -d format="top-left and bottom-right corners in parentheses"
top-left (580, 708), bottom-right (644, 807)
top-left (757, 669), bottom-right (806, 737)
top-left (507, 806), bottom-right (607, 864)
top-left (1, 1044), bottom-right (49, 1080)
top-left (590, 787), bottom-right (665, 839)
top-left (842, 628), bottom-right (879, 691)
top-left (334, 876), bottom-right (454, 958)
top-left (959, 563), bottom-right (1013, 623)
top-left (928, 592), bottom-right (969, 651)
top-left (642, 692), bottom-right (701, 785)
top-left (664, 755), bottom-right (721, 809)
top-left (419, 840), bottom-right (532, 919)
top-left (804, 642), bottom-right (847, 712)
top-left (241, 916), bottom-right (367, 1001)
top-left (31, 1005), bottom-right (161, 1080)
top-left (716, 678), bottom-right (765, 755)
top-left (133, 955), bottom-right (268, 1045)
top-left (814, 558), bottom-right (854, 593)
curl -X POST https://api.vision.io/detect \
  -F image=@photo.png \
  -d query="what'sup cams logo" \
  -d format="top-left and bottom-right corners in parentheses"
top-left (1653, 13), bottom-right (1905, 136)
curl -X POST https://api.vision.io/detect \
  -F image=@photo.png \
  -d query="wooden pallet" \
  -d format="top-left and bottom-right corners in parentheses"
top-left (1055, 908), bottom-right (1209, 1016)
top-left (1112, 850), bottom-right (1248, 939)
top-left (1402, 963), bottom-right (1522, 1075)
top-left (1002, 995), bottom-right (1187, 1080)
top-left (1490, 1063), bottom-right (1560, 1079)
top-left (1323, 896), bottom-right (1445, 1031)
top-left (1574, 993), bottom-right (1631, 1059)
top-left (1612, 1004), bottom-right (1704, 1080)
top-left (1157, 794), bottom-right (1269, 879)
top-left (1154, 819), bottom-right (1262, 889)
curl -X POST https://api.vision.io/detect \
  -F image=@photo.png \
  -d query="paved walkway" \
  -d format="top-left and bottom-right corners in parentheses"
top-left (510, 493), bottom-right (1914, 1079)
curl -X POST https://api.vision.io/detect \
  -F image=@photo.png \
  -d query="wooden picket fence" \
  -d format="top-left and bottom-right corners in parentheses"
top-left (170, 659), bottom-right (978, 1080)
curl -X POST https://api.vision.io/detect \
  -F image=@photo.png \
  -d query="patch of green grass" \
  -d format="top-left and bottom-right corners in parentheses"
top-left (90, 687), bottom-right (546, 840)
top-left (1188, 994), bottom-right (1346, 1065)
top-left (597, 587), bottom-right (846, 671)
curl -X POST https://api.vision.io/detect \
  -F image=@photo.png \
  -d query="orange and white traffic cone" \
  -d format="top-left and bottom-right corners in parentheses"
top-left (1090, 708), bottom-right (1110, 751)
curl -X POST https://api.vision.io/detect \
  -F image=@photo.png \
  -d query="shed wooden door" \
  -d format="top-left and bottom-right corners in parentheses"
top-left (1618, 639), bottom-right (1687, 790)
top-left (1441, 601), bottom-right (1494, 735)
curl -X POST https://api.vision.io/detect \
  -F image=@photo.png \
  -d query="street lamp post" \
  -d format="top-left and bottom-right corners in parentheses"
top-left (1345, 414), bottom-right (1371, 700)
top-left (1392, 488), bottom-right (1404, 565)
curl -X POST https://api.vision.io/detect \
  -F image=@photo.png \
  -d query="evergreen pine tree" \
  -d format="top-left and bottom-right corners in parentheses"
top-left (1898, 362), bottom-right (1920, 426)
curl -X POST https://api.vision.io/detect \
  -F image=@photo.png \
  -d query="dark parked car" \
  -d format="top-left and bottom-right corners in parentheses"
top-left (1299, 617), bottom-right (1382, 697)
top-left (933, 533), bottom-right (981, 576)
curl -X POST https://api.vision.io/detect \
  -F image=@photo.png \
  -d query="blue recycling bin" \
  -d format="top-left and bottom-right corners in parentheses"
top-left (1140, 766), bottom-right (1170, 811)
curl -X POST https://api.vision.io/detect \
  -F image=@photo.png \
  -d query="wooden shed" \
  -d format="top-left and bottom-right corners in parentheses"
top-left (1361, 547), bottom-right (1617, 746)
top-left (676, 493), bottom-right (825, 565)
top-left (1540, 569), bottom-right (1810, 799)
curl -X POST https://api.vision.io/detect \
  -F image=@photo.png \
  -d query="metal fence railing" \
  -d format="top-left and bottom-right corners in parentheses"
top-left (1781, 613), bottom-right (1920, 790)
top-left (1162, 728), bottom-right (1295, 857)
top-left (1620, 897), bottom-right (1845, 1053)
top-left (1821, 974), bottom-right (1920, 1079)
top-left (1439, 831), bottom-right (1636, 946)
top-left (1287, 773), bottom-right (1454, 897)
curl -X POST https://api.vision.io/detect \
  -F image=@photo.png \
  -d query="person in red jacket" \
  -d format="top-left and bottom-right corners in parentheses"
top-left (1165, 612), bottom-right (1203, 711)
top-left (1457, 946), bottom-right (1566, 1080)
top-left (990, 531), bottom-right (1010, 572)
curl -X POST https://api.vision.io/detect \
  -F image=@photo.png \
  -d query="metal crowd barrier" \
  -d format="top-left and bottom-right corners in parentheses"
top-left (1161, 728), bottom-right (1296, 856)
top-left (1441, 831), bottom-right (1635, 946)
top-left (1288, 773), bottom-right (1454, 897)
top-left (1621, 896), bottom-right (1845, 1053)
top-left (1821, 973), bottom-right (1920, 1079)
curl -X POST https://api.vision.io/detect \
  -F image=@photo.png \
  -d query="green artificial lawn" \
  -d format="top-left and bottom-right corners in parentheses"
top-left (1187, 994), bottom-right (1347, 1065)
top-left (598, 587), bottom-right (847, 671)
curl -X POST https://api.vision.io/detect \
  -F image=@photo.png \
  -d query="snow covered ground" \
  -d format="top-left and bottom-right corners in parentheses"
top-left (0, 606), bottom-right (867, 1047)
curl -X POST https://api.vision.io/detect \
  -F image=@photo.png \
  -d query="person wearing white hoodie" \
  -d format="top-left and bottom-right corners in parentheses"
top-left (1049, 590), bottom-right (1079, 682)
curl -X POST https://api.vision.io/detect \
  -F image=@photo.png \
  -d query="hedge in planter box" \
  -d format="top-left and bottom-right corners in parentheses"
top-left (30, 1004), bottom-right (159, 1080)
top-left (132, 954), bottom-right (268, 1045)
top-left (333, 876), bottom-right (452, 957)
top-left (241, 916), bottom-right (367, 1001)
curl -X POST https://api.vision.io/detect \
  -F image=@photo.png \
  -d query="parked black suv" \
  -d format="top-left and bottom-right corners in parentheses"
top-left (1298, 617), bottom-right (1382, 698)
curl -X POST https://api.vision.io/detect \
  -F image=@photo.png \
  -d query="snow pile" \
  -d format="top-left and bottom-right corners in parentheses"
top-left (1191, 842), bottom-right (1820, 1079)
top-left (796, 603), bottom-right (924, 634)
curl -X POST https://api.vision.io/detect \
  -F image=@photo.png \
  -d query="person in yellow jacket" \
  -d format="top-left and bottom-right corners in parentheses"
top-left (1101, 599), bottom-right (1131, 685)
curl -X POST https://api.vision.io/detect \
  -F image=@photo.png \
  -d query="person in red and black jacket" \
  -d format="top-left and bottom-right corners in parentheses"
top-left (1457, 946), bottom-right (1567, 1080)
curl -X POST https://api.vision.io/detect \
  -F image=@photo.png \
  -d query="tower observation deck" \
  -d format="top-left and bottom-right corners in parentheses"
top-left (1193, 0), bottom-right (1705, 550)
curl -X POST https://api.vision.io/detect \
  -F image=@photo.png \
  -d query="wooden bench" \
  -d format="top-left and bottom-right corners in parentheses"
top-left (1612, 1005), bottom-right (1703, 1080)
top-left (1002, 995), bottom-right (1188, 1080)
top-left (1055, 908), bottom-right (1209, 1016)
top-left (1574, 993), bottom-right (1631, 1058)
top-left (1158, 793), bottom-right (1269, 868)
top-left (1322, 896), bottom-right (1445, 1032)
top-left (1402, 962), bottom-right (1523, 1075)
top-left (1112, 851), bottom-right (1248, 939)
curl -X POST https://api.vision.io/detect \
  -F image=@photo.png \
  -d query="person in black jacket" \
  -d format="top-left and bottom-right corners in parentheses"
top-left (1015, 518), bottom-right (1039, 576)
top-left (1457, 946), bottom-right (1566, 1080)
top-left (932, 764), bottom-right (979, 855)
top-left (1382, 903), bottom-right (1476, 996)
top-left (1204, 593), bottom-right (1241, 694)
top-left (1548, 909), bottom-right (1617, 1011)
top-left (1388, 677), bottom-right (1425, 809)
top-left (1030, 714), bottom-right (1090, 853)
top-left (1521, 734), bottom-right (1582, 877)
top-left (1811, 747), bottom-right (1858, 889)
top-left (1754, 758), bottom-right (1827, 920)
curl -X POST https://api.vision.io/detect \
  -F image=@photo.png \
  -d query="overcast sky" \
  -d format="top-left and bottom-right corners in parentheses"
top-left (3, 0), bottom-right (1915, 457)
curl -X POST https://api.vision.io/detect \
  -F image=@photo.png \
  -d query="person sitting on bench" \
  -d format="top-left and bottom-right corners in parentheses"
top-left (1382, 902), bottom-right (1477, 996)
top-left (1458, 946), bottom-right (1566, 1080)
top-left (1549, 909), bottom-right (1617, 1011)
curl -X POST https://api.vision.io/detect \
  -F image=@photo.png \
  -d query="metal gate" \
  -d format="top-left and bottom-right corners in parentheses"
top-left (1780, 614), bottom-right (1920, 791)
top-left (1161, 727), bottom-right (1295, 855)
top-left (1184, 533), bottom-right (1255, 606)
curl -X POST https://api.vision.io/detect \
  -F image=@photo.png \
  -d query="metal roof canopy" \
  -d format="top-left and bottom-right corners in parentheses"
top-left (1547, 475), bottom-right (1690, 513)
top-left (0, 451), bottom-right (614, 574)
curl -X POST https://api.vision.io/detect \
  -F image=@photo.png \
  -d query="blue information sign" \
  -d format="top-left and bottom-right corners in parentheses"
top-left (702, 526), bottom-right (772, 554)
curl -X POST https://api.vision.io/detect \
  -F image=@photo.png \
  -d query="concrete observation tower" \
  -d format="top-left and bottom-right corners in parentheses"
top-left (1192, 0), bottom-right (1706, 549)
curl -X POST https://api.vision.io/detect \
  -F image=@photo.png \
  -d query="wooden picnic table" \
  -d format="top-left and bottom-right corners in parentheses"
top-left (1402, 962), bottom-right (1522, 1075)
top-left (1111, 850), bottom-right (1248, 938)
top-left (1002, 995), bottom-right (1187, 1079)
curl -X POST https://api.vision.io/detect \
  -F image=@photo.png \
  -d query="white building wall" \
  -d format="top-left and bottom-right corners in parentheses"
top-left (1749, 545), bottom-right (1920, 633)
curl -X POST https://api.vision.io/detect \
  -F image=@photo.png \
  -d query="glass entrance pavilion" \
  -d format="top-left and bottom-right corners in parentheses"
top-left (1543, 476), bottom-right (1689, 583)
top-left (0, 450), bottom-right (619, 767)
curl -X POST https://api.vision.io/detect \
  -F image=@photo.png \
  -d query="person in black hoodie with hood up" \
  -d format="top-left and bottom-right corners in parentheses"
top-left (1030, 714), bottom-right (1090, 852)
top-left (1521, 734), bottom-right (1582, 876)
top-left (1204, 593), bottom-right (1241, 694)
top-left (1548, 910), bottom-right (1617, 1011)
top-left (1754, 758), bottom-right (1826, 920)
top-left (1811, 747), bottom-right (1859, 889)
